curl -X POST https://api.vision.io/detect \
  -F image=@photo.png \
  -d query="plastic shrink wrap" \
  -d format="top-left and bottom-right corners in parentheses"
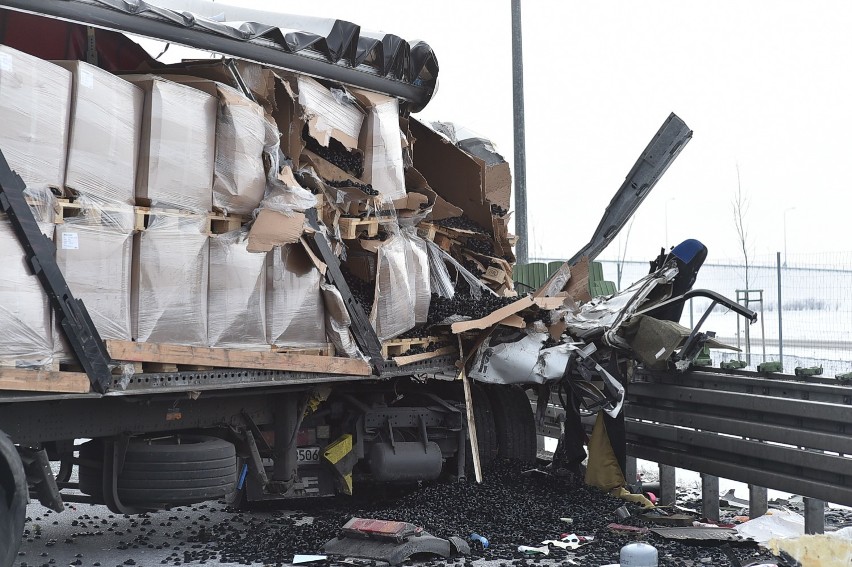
top-left (212, 84), bottom-right (274, 215)
top-left (297, 76), bottom-right (364, 150)
top-left (159, 76), bottom-right (273, 216)
top-left (124, 75), bottom-right (216, 212)
top-left (132, 214), bottom-right (209, 346)
top-left (267, 244), bottom-right (326, 348)
top-left (370, 228), bottom-right (431, 340)
top-left (0, 189), bottom-right (56, 368)
top-left (53, 201), bottom-right (135, 361)
top-left (320, 282), bottom-right (362, 359)
top-left (54, 61), bottom-right (143, 204)
top-left (208, 229), bottom-right (267, 349)
top-left (0, 45), bottom-right (71, 190)
top-left (352, 90), bottom-right (406, 200)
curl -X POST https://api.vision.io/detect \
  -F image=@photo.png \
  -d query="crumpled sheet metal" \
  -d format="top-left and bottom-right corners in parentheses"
top-left (469, 331), bottom-right (571, 386)
top-left (562, 263), bottom-right (678, 341)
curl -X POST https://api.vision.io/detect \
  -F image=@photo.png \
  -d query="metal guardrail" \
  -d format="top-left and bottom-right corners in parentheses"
top-left (531, 367), bottom-right (852, 533)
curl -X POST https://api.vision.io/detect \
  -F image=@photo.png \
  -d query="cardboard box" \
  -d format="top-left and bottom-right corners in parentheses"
top-left (267, 243), bottom-right (327, 348)
top-left (132, 214), bottom-right (209, 345)
top-left (55, 208), bottom-right (135, 346)
top-left (352, 89), bottom-right (406, 201)
top-left (159, 76), bottom-right (269, 215)
top-left (208, 231), bottom-right (267, 349)
top-left (0, 215), bottom-right (54, 368)
top-left (123, 75), bottom-right (216, 212)
top-left (54, 60), bottom-right (143, 205)
top-left (410, 118), bottom-right (511, 234)
top-left (0, 45), bottom-right (71, 190)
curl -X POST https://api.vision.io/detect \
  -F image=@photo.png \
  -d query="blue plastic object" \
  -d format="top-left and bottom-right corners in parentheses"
top-left (469, 533), bottom-right (489, 548)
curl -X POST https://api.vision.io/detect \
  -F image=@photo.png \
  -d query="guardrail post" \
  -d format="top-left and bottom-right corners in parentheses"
top-left (659, 464), bottom-right (676, 506)
top-left (701, 474), bottom-right (720, 521)
top-left (804, 498), bottom-right (825, 534)
top-left (749, 485), bottom-right (768, 518)
top-left (625, 456), bottom-right (637, 484)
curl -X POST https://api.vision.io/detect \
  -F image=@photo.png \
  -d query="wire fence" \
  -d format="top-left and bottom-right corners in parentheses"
top-left (557, 252), bottom-right (852, 377)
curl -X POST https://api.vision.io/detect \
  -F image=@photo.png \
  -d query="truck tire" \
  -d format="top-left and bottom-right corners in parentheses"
top-left (0, 431), bottom-right (26, 567)
top-left (468, 383), bottom-right (499, 469)
top-left (487, 385), bottom-right (537, 464)
top-left (79, 435), bottom-right (237, 507)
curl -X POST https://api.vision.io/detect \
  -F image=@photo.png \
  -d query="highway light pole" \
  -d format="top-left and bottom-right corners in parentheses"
top-left (511, 0), bottom-right (528, 264)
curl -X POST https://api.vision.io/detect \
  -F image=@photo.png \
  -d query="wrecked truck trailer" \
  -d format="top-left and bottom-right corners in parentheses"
top-left (0, 1), bottom-right (760, 564)
top-left (0, 2), bottom-right (550, 563)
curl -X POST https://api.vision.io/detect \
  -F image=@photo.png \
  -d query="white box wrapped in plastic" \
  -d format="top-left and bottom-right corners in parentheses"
top-left (55, 60), bottom-right (143, 205)
top-left (124, 75), bottom-right (216, 212)
top-left (132, 214), bottom-right (209, 346)
top-left (0, 45), bottom-right (71, 190)
top-left (55, 204), bottom-right (135, 348)
top-left (0, 190), bottom-right (56, 368)
top-left (267, 244), bottom-right (326, 348)
top-left (208, 230), bottom-right (267, 349)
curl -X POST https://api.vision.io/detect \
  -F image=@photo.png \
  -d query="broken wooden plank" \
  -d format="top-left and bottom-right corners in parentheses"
top-left (105, 340), bottom-right (371, 376)
top-left (392, 346), bottom-right (458, 367)
top-left (0, 368), bottom-right (91, 393)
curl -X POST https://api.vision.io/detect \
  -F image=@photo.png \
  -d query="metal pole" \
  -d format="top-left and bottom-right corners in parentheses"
top-left (511, 0), bottom-right (528, 265)
top-left (777, 252), bottom-right (783, 368)
top-left (701, 473), bottom-right (720, 522)
top-left (659, 464), bottom-right (676, 506)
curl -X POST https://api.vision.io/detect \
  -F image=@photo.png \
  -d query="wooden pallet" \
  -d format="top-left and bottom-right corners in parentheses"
top-left (105, 340), bottom-right (371, 376)
top-left (51, 200), bottom-right (246, 234)
top-left (135, 207), bottom-right (245, 234)
top-left (381, 336), bottom-right (448, 358)
top-left (338, 216), bottom-right (380, 240)
top-left (416, 222), bottom-right (437, 242)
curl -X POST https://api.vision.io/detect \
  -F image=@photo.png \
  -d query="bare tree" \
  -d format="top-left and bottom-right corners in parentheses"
top-left (732, 164), bottom-right (751, 291)
top-left (615, 216), bottom-right (636, 290)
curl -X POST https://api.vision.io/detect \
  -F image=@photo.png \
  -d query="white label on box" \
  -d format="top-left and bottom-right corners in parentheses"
top-left (0, 53), bottom-right (12, 72)
top-left (61, 232), bottom-right (79, 250)
top-left (80, 69), bottom-right (94, 89)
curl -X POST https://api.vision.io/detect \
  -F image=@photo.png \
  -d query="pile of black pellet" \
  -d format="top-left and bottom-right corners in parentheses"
top-left (326, 179), bottom-right (379, 196)
top-left (339, 266), bottom-right (374, 313)
top-left (464, 237), bottom-right (495, 256)
top-left (197, 461), bottom-right (774, 566)
top-left (426, 293), bottom-right (518, 326)
top-left (436, 215), bottom-right (489, 234)
top-left (304, 127), bottom-right (364, 178)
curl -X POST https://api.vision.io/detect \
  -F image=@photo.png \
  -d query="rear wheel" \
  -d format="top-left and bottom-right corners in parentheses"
top-left (0, 431), bottom-right (26, 567)
top-left (79, 434), bottom-right (237, 507)
top-left (487, 385), bottom-right (537, 464)
top-left (467, 383), bottom-right (498, 470)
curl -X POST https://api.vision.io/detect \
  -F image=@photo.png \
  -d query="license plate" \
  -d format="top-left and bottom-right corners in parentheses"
top-left (297, 446), bottom-right (321, 464)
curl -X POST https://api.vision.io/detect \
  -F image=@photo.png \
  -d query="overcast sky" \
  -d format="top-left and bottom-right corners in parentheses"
top-left (165, 1), bottom-right (852, 265)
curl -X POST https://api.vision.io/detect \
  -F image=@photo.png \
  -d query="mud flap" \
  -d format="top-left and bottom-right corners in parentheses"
top-left (323, 434), bottom-right (357, 495)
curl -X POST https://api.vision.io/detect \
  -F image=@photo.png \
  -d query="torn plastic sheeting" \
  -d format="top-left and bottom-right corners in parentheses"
top-left (735, 509), bottom-right (805, 546)
top-left (319, 282), bottom-right (363, 359)
top-left (54, 60), bottom-right (142, 205)
top-left (370, 228), bottom-right (430, 341)
top-left (352, 89), bottom-right (406, 201)
top-left (425, 240), bottom-right (496, 300)
top-left (208, 229), bottom-right (267, 349)
top-left (267, 243), bottom-right (327, 348)
top-left (297, 76), bottom-right (364, 151)
top-left (563, 264), bottom-right (678, 340)
top-left (0, 45), bottom-right (71, 191)
top-left (469, 331), bottom-right (571, 386)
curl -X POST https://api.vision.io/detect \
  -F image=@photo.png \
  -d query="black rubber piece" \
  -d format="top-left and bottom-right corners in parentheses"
top-left (0, 431), bottom-right (26, 567)
top-left (78, 435), bottom-right (237, 507)
top-left (487, 385), bottom-right (537, 464)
